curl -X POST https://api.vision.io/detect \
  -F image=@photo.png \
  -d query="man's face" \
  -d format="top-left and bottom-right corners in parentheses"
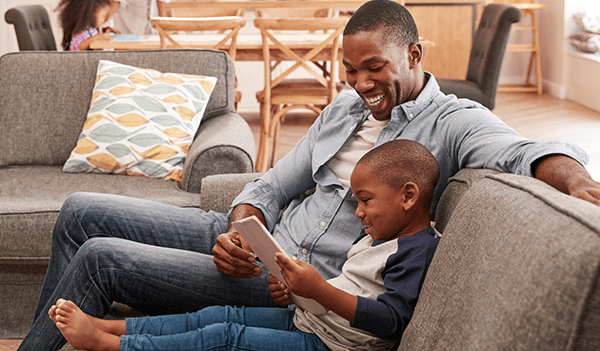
top-left (342, 29), bottom-right (420, 121)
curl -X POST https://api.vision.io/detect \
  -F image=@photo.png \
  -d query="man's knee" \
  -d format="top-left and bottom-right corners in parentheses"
top-left (74, 238), bottom-right (124, 269)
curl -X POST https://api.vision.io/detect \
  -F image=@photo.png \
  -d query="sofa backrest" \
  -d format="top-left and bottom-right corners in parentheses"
top-left (0, 49), bottom-right (236, 167)
top-left (400, 169), bottom-right (600, 350)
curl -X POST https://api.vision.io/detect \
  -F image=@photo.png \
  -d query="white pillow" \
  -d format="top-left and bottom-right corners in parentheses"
top-left (63, 60), bottom-right (217, 182)
top-left (573, 12), bottom-right (600, 34)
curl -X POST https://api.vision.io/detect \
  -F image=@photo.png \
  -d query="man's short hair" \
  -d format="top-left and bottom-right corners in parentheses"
top-left (343, 0), bottom-right (419, 48)
top-left (356, 139), bottom-right (440, 207)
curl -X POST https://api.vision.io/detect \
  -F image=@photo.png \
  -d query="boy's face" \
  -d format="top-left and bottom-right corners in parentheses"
top-left (351, 164), bottom-right (408, 242)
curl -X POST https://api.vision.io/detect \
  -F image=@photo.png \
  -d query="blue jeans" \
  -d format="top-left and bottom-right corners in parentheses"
top-left (121, 306), bottom-right (330, 351)
top-left (18, 193), bottom-right (277, 351)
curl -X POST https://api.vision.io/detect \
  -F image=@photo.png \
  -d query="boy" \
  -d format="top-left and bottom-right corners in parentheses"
top-left (49, 140), bottom-right (440, 351)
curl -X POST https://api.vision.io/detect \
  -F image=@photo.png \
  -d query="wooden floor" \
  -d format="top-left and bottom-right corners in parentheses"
top-left (2, 92), bottom-right (600, 350)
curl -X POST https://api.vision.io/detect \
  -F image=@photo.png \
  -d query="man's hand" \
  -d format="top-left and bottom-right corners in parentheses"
top-left (213, 203), bottom-right (268, 278)
top-left (268, 274), bottom-right (293, 305)
top-left (274, 253), bottom-right (326, 299)
top-left (212, 232), bottom-right (262, 278)
top-left (534, 155), bottom-right (600, 206)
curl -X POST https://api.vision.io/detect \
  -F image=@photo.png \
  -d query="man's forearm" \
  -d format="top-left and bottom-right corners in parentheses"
top-left (533, 154), bottom-right (600, 206)
top-left (533, 155), bottom-right (590, 194)
top-left (227, 204), bottom-right (266, 231)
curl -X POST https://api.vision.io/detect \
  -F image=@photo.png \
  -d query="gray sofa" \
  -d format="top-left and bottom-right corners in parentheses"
top-left (0, 49), bottom-right (255, 338)
top-left (197, 168), bottom-right (600, 350)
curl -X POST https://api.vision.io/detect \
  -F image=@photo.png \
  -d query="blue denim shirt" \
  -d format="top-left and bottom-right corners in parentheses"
top-left (232, 74), bottom-right (588, 279)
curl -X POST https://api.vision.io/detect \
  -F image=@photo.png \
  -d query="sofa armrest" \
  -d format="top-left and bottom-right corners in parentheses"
top-left (199, 172), bottom-right (263, 213)
top-left (180, 112), bottom-right (256, 193)
top-left (400, 173), bottom-right (600, 350)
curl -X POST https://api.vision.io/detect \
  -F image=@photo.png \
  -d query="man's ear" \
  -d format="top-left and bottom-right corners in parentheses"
top-left (408, 42), bottom-right (423, 68)
top-left (401, 182), bottom-right (420, 211)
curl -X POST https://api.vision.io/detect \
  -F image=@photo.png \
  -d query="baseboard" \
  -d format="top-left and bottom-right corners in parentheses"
top-left (498, 75), bottom-right (566, 99)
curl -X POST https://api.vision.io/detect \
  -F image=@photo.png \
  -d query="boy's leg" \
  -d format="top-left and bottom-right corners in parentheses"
top-left (123, 306), bottom-right (329, 351)
top-left (19, 238), bottom-right (276, 351)
top-left (35, 191), bottom-right (230, 320)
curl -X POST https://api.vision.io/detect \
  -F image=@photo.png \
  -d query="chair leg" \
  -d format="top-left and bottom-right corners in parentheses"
top-left (255, 102), bottom-right (271, 172)
top-left (269, 116), bottom-right (282, 169)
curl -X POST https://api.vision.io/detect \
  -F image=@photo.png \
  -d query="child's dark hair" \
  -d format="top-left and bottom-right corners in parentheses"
top-left (357, 140), bottom-right (440, 209)
top-left (56, 0), bottom-right (111, 50)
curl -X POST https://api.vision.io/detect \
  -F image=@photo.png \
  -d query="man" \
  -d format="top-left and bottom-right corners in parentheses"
top-left (18, 1), bottom-right (600, 349)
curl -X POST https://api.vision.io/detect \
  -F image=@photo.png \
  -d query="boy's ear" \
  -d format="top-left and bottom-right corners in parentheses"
top-left (400, 182), bottom-right (420, 211)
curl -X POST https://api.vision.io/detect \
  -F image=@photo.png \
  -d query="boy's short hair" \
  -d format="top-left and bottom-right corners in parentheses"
top-left (343, 0), bottom-right (419, 48)
top-left (356, 140), bottom-right (440, 207)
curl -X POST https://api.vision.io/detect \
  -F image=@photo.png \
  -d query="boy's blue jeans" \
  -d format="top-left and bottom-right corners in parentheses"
top-left (18, 193), bottom-right (279, 351)
top-left (121, 306), bottom-right (330, 351)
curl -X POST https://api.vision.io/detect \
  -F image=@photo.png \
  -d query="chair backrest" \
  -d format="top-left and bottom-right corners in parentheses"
top-left (5, 5), bottom-right (57, 51)
top-left (256, 7), bottom-right (333, 18)
top-left (150, 16), bottom-right (246, 60)
top-left (253, 17), bottom-right (348, 101)
top-left (156, 0), bottom-right (244, 17)
top-left (465, 4), bottom-right (521, 97)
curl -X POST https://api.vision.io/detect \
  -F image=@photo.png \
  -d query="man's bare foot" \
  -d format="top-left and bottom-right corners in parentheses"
top-left (53, 299), bottom-right (120, 351)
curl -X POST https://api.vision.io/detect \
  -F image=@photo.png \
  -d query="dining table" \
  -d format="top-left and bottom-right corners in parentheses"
top-left (90, 33), bottom-right (435, 62)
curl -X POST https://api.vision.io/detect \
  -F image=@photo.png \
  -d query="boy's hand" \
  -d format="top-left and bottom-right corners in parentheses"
top-left (268, 274), bottom-right (293, 305)
top-left (275, 253), bottom-right (326, 299)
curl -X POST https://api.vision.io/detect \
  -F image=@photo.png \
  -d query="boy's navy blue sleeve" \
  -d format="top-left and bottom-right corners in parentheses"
top-left (350, 230), bottom-right (440, 340)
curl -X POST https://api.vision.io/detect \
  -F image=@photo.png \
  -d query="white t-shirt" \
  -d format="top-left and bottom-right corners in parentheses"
top-left (327, 114), bottom-right (389, 188)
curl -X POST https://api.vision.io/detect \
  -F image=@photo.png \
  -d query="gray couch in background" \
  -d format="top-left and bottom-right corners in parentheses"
top-left (198, 168), bottom-right (600, 351)
top-left (0, 49), bottom-right (255, 338)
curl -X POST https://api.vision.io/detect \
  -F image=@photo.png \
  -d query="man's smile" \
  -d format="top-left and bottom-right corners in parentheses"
top-left (364, 93), bottom-right (385, 109)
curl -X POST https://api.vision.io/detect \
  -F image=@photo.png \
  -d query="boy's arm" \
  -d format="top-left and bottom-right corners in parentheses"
top-left (275, 253), bottom-right (358, 322)
top-left (351, 235), bottom-right (440, 340)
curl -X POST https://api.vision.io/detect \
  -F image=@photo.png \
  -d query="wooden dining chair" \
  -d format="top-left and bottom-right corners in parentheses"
top-left (256, 7), bottom-right (333, 19)
top-left (156, 0), bottom-right (244, 19)
top-left (253, 17), bottom-right (349, 172)
top-left (151, 16), bottom-right (245, 54)
top-left (151, 16), bottom-right (245, 109)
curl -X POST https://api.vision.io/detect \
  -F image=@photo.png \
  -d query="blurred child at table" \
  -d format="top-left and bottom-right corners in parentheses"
top-left (56, 0), bottom-right (122, 51)
top-left (48, 139), bottom-right (441, 351)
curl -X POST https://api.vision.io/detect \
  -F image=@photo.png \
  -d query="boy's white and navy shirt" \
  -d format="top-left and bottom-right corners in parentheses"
top-left (293, 227), bottom-right (440, 351)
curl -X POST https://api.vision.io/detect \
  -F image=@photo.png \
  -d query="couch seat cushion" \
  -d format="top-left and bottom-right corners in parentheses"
top-left (0, 166), bottom-right (202, 259)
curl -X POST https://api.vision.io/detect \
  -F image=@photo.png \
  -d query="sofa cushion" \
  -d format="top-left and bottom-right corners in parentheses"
top-left (0, 49), bottom-right (236, 168)
top-left (400, 173), bottom-right (600, 350)
top-left (63, 60), bottom-right (217, 182)
top-left (0, 166), bottom-right (202, 260)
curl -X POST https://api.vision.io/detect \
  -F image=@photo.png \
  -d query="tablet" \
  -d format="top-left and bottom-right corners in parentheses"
top-left (232, 216), bottom-right (327, 315)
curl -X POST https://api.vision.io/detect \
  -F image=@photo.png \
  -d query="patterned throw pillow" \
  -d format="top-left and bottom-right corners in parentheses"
top-left (63, 60), bottom-right (217, 182)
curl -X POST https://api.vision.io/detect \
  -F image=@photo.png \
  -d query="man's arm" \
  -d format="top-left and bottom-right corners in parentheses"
top-left (212, 204), bottom-right (267, 278)
top-left (533, 154), bottom-right (600, 206)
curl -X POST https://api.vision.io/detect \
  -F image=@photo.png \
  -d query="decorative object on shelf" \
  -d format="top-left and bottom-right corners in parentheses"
top-left (569, 11), bottom-right (600, 54)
